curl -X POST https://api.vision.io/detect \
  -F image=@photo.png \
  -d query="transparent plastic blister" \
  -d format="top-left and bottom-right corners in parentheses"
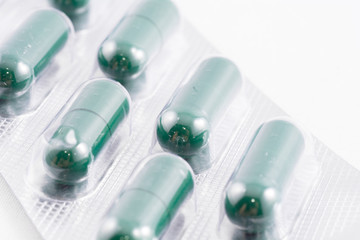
top-left (218, 118), bottom-right (320, 240)
top-left (97, 153), bottom-right (196, 240)
top-left (151, 56), bottom-right (249, 174)
top-left (0, 1), bottom-right (359, 240)
top-left (92, 0), bottom-right (188, 101)
top-left (2, 0), bottom-right (112, 32)
top-left (26, 78), bottom-right (131, 199)
top-left (47, 0), bottom-right (113, 32)
top-left (0, 8), bottom-right (75, 117)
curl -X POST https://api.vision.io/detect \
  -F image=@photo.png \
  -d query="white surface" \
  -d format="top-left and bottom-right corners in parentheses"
top-left (0, 175), bottom-right (42, 239)
top-left (328, 223), bottom-right (360, 240)
top-left (175, 0), bottom-right (360, 169)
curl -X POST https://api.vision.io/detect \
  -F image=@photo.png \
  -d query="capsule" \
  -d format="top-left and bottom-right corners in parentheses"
top-left (97, 154), bottom-right (194, 240)
top-left (50, 0), bottom-right (90, 15)
top-left (97, 0), bottom-right (180, 82)
top-left (156, 57), bottom-right (242, 172)
top-left (224, 119), bottom-right (305, 233)
top-left (49, 0), bottom-right (90, 31)
top-left (43, 79), bottom-right (130, 183)
top-left (0, 10), bottom-right (71, 99)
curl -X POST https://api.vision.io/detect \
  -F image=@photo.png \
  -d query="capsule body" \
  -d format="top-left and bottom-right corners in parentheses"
top-left (156, 57), bottom-right (242, 172)
top-left (98, 0), bottom-right (179, 82)
top-left (50, 0), bottom-right (90, 15)
top-left (0, 10), bottom-right (71, 99)
top-left (97, 154), bottom-right (194, 240)
top-left (224, 119), bottom-right (305, 232)
top-left (44, 79), bottom-right (130, 183)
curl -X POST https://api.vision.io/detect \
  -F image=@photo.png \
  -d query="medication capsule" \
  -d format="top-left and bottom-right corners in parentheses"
top-left (97, 154), bottom-right (194, 240)
top-left (98, 0), bottom-right (179, 82)
top-left (50, 0), bottom-right (90, 15)
top-left (0, 10), bottom-right (71, 99)
top-left (156, 57), bottom-right (242, 171)
top-left (44, 79), bottom-right (130, 183)
top-left (224, 119), bottom-right (305, 232)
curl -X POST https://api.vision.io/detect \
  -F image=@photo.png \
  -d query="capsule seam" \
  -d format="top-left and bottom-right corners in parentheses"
top-left (66, 108), bottom-right (113, 135)
top-left (127, 14), bottom-right (164, 47)
top-left (124, 187), bottom-right (173, 219)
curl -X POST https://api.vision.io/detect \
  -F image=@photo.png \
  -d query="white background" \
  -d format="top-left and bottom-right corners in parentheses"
top-left (175, 0), bottom-right (360, 170)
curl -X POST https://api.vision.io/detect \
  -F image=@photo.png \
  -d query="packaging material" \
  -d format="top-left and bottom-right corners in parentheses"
top-left (97, 153), bottom-right (195, 240)
top-left (219, 118), bottom-right (319, 239)
top-left (49, 0), bottom-right (112, 31)
top-left (0, 0), bottom-right (359, 239)
top-left (152, 56), bottom-right (245, 174)
top-left (0, 8), bottom-right (74, 116)
top-left (92, 0), bottom-right (187, 101)
top-left (0, 174), bottom-right (42, 240)
top-left (27, 79), bottom-right (131, 200)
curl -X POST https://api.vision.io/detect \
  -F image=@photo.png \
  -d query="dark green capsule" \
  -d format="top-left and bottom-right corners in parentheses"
top-left (97, 154), bottom-right (194, 240)
top-left (156, 57), bottom-right (242, 172)
top-left (50, 0), bottom-right (90, 15)
top-left (224, 119), bottom-right (305, 233)
top-left (97, 0), bottom-right (179, 82)
top-left (0, 10), bottom-right (71, 99)
top-left (44, 79), bottom-right (130, 183)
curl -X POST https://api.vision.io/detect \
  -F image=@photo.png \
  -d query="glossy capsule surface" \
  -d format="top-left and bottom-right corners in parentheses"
top-left (156, 57), bottom-right (242, 172)
top-left (0, 10), bottom-right (71, 99)
top-left (97, 154), bottom-right (194, 240)
top-left (224, 119), bottom-right (305, 232)
top-left (44, 79), bottom-right (130, 183)
top-left (98, 0), bottom-right (179, 82)
top-left (50, 0), bottom-right (90, 15)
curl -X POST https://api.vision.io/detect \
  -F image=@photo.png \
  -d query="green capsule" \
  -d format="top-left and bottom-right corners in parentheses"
top-left (49, 0), bottom-right (90, 31)
top-left (44, 79), bottom-right (130, 183)
top-left (97, 154), bottom-right (194, 240)
top-left (156, 57), bottom-right (242, 173)
top-left (50, 0), bottom-right (90, 15)
top-left (224, 119), bottom-right (305, 233)
top-left (98, 0), bottom-right (179, 82)
top-left (0, 10), bottom-right (71, 99)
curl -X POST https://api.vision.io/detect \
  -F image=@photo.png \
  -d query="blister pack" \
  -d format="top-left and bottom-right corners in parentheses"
top-left (0, 0), bottom-right (359, 239)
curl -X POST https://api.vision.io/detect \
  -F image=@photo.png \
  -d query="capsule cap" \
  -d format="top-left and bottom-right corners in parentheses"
top-left (131, 0), bottom-right (180, 40)
top-left (128, 154), bottom-right (194, 218)
top-left (98, 16), bottom-right (162, 81)
top-left (68, 80), bottom-right (130, 134)
top-left (0, 54), bottom-right (33, 99)
top-left (44, 125), bottom-right (94, 183)
top-left (170, 57), bottom-right (242, 123)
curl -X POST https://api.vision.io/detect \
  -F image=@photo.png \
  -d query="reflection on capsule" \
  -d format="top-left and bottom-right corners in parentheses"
top-left (97, 154), bottom-right (194, 240)
top-left (156, 57), bottom-right (242, 173)
top-left (43, 79), bottom-right (130, 183)
top-left (50, 0), bottom-right (90, 15)
top-left (0, 10), bottom-right (71, 99)
top-left (98, 0), bottom-right (179, 82)
top-left (224, 119), bottom-right (305, 233)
